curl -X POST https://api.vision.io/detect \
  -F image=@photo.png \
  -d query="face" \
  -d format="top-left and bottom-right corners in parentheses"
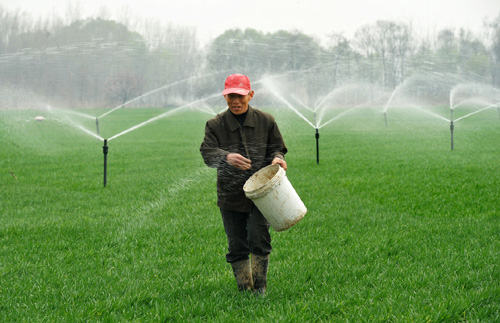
top-left (224, 91), bottom-right (254, 115)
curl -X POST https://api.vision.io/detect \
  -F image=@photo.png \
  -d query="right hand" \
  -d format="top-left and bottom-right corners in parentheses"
top-left (226, 153), bottom-right (252, 170)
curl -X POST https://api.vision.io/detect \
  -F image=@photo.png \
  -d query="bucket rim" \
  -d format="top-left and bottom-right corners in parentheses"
top-left (243, 164), bottom-right (284, 198)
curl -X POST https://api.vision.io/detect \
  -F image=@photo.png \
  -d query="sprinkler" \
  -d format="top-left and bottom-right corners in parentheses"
top-left (450, 109), bottom-right (454, 151)
top-left (384, 111), bottom-right (388, 127)
top-left (103, 139), bottom-right (108, 187)
top-left (315, 128), bottom-right (320, 164)
top-left (312, 111), bottom-right (320, 164)
top-left (450, 121), bottom-right (454, 151)
top-left (96, 117), bottom-right (100, 137)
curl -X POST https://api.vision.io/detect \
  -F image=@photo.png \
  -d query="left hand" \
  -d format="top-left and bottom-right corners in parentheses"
top-left (272, 157), bottom-right (287, 171)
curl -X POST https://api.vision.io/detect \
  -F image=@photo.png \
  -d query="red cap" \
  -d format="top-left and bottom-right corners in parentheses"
top-left (222, 74), bottom-right (251, 96)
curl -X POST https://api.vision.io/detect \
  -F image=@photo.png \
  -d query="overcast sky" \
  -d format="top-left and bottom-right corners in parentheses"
top-left (1, 0), bottom-right (500, 44)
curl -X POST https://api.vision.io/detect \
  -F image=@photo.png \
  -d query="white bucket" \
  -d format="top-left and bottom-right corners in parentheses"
top-left (244, 164), bottom-right (307, 231)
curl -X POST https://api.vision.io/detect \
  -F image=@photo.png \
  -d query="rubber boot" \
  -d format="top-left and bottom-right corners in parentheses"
top-left (231, 259), bottom-right (253, 291)
top-left (251, 254), bottom-right (269, 295)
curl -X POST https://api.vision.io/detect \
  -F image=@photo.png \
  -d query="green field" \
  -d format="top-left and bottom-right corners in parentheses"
top-left (1, 106), bottom-right (499, 322)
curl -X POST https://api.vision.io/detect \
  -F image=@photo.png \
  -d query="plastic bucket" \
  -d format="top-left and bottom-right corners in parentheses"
top-left (244, 164), bottom-right (307, 231)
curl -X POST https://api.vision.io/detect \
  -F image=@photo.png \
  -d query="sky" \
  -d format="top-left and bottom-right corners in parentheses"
top-left (1, 0), bottom-right (500, 45)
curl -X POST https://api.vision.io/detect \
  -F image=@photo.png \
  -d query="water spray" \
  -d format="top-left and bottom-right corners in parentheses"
top-left (103, 139), bottom-right (108, 187)
top-left (315, 128), bottom-right (320, 164)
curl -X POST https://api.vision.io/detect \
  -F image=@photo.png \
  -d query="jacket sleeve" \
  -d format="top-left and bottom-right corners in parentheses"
top-left (267, 118), bottom-right (288, 162)
top-left (200, 121), bottom-right (229, 168)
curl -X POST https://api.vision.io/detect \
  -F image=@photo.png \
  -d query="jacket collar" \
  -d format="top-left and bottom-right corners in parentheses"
top-left (226, 106), bottom-right (256, 131)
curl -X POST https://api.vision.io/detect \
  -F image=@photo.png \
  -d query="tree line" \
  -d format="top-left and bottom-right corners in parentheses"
top-left (1, 5), bottom-right (499, 109)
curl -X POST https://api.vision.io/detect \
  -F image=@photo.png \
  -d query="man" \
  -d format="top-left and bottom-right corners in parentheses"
top-left (200, 74), bottom-right (287, 294)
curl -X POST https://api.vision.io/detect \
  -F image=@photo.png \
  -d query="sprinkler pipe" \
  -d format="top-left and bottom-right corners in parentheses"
top-left (315, 128), bottom-right (320, 164)
top-left (450, 121), bottom-right (454, 151)
top-left (103, 139), bottom-right (108, 187)
top-left (450, 109), bottom-right (454, 151)
top-left (96, 117), bottom-right (100, 137)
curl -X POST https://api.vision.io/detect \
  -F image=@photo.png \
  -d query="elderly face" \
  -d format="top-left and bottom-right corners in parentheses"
top-left (224, 91), bottom-right (254, 115)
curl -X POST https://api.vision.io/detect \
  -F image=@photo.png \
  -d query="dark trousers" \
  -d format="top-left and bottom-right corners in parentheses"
top-left (220, 206), bottom-right (272, 263)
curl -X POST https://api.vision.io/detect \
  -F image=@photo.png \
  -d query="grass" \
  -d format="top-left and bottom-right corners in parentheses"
top-left (1, 105), bottom-right (499, 322)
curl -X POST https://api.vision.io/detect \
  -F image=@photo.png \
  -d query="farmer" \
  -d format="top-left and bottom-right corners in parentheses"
top-left (200, 74), bottom-right (287, 294)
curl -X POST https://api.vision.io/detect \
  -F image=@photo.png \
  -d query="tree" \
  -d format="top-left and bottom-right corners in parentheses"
top-left (64, 0), bottom-right (85, 25)
top-left (0, 7), bottom-right (30, 53)
top-left (205, 28), bottom-right (321, 77)
top-left (205, 29), bottom-right (260, 74)
top-left (486, 13), bottom-right (500, 86)
top-left (2, 4), bottom-right (499, 110)
top-left (353, 24), bottom-right (380, 88)
top-left (373, 21), bottom-right (413, 88)
top-left (354, 21), bottom-right (413, 89)
top-left (107, 72), bottom-right (143, 106)
top-left (457, 29), bottom-right (489, 81)
top-left (436, 28), bottom-right (458, 73)
top-left (324, 33), bottom-right (353, 88)
top-left (392, 22), bottom-right (413, 85)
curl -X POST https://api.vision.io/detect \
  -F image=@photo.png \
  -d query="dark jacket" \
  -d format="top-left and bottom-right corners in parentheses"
top-left (200, 106), bottom-right (287, 212)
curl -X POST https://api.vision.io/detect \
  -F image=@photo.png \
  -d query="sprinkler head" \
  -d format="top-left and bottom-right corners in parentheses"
top-left (450, 121), bottom-right (454, 131)
top-left (103, 139), bottom-right (108, 154)
top-left (315, 128), bottom-right (320, 139)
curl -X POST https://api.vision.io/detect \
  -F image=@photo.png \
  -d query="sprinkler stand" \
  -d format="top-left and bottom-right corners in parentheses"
top-left (450, 109), bottom-right (454, 151)
top-left (103, 139), bottom-right (108, 187)
top-left (315, 128), bottom-right (320, 164)
top-left (450, 121), bottom-right (454, 151)
top-left (384, 111), bottom-right (388, 127)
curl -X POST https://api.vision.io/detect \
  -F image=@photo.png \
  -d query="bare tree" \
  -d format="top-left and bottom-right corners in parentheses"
top-left (65, 0), bottom-right (84, 24)
top-left (486, 13), bottom-right (500, 86)
top-left (95, 5), bottom-right (111, 21)
top-left (107, 72), bottom-right (143, 106)
top-left (458, 28), bottom-right (489, 81)
top-left (436, 28), bottom-right (458, 72)
top-left (372, 21), bottom-right (412, 88)
top-left (325, 33), bottom-right (352, 88)
top-left (392, 22), bottom-right (413, 85)
top-left (0, 7), bottom-right (30, 52)
top-left (354, 24), bottom-right (378, 87)
top-left (116, 4), bottom-right (139, 32)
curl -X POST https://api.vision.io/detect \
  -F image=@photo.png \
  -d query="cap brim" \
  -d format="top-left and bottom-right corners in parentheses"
top-left (222, 88), bottom-right (250, 96)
